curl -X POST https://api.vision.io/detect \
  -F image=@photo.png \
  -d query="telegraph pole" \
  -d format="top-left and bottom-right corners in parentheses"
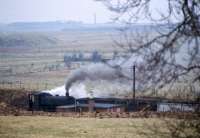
top-left (133, 65), bottom-right (136, 100)
top-left (94, 13), bottom-right (96, 24)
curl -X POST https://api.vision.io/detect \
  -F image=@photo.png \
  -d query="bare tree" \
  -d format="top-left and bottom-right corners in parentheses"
top-left (97, 0), bottom-right (200, 91)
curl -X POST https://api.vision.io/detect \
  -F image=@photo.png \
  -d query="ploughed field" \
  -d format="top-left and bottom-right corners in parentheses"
top-left (0, 116), bottom-right (197, 138)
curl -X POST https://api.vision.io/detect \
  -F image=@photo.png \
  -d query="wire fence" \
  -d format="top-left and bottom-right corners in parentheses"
top-left (0, 81), bottom-right (63, 91)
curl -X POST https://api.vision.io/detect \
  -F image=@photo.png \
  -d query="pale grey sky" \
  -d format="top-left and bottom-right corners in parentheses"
top-left (0, 0), bottom-right (169, 24)
top-left (0, 0), bottom-right (112, 23)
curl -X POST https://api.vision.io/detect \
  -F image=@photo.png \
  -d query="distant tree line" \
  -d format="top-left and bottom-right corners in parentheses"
top-left (64, 51), bottom-right (119, 66)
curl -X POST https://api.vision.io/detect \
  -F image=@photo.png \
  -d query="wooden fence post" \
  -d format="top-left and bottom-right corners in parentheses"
top-left (45, 83), bottom-right (48, 89)
top-left (10, 82), bottom-right (13, 89)
top-left (37, 83), bottom-right (39, 90)
top-left (20, 81), bottom-right (22, 89)
top-left (2, 81), bottom-right (4, 89)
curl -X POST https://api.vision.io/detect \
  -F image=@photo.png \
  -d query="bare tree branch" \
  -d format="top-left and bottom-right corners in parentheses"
top-left (96, 0), bottom-right (200, 91)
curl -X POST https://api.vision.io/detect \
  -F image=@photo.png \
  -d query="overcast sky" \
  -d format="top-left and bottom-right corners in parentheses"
top-left (0, 0), bottom-right (168, 24)
top-left (0, 0), bottom-right (113, 23)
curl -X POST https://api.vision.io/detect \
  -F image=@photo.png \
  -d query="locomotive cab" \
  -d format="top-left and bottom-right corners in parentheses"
top-left (28, 92), bottom-right (75, 111)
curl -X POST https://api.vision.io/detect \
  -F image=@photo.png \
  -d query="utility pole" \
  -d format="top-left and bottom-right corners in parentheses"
top-left (94, 13), bottom-right (96, 24)
top-left (133, 65), bottom-right (136, 100)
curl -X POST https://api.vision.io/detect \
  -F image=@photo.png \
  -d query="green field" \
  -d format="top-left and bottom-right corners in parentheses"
top-left (0, 116), bottom-right (188, 138)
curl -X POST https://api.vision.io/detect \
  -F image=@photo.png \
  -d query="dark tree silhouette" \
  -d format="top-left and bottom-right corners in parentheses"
top-left (97, 0), bottom-right (200, 91)
top-left (96, 1), bottom-right (200, 136)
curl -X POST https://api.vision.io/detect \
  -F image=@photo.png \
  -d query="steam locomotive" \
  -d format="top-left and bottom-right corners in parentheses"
top-left (28, 92), bottom-right (75, 111)
top-left (28, 91), bottom-right (158, 112)
top-left (28, 91), bottom-right (199, 112)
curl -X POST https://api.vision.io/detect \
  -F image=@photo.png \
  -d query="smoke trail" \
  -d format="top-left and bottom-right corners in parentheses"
top-left (83, 79), bottom-right (132, 98)
top-left (45, 80), bottom-right (132, 98)
top-left (65, 63), bottom-right (128, 93)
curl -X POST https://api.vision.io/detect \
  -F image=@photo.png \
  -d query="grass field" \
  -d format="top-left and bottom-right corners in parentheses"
top-left (0, 30), bottom-right (197, 98)
top-left (0, 116), bottom-right (180, 138)
top-left (0, 30), bottom-right (121, 90)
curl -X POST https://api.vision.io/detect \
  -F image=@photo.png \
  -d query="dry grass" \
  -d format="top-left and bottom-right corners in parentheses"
top-left (0, 116), bottom-right (181, 138)
top-left (0, 31), bottom-right (120, 90)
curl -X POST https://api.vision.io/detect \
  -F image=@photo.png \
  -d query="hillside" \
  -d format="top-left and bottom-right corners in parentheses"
top-left (0, 32), bottom-right (57, 47)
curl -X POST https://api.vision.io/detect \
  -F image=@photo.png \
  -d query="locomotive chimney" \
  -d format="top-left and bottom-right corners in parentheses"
top-left (66, 89), bottom-right (69, 97)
